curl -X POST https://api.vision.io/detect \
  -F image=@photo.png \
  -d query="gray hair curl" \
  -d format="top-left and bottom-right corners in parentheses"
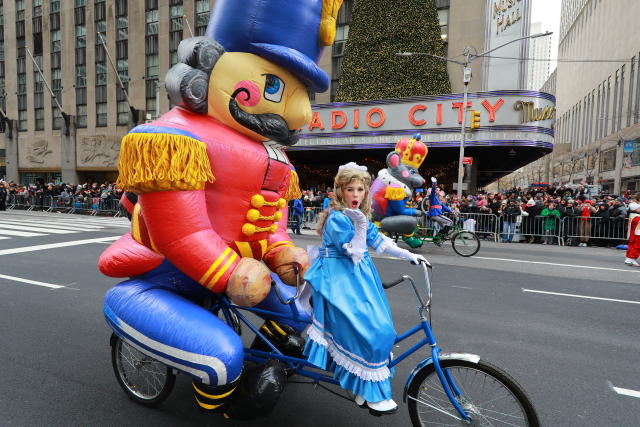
top-left (165, 37), bottom-right (225, 114)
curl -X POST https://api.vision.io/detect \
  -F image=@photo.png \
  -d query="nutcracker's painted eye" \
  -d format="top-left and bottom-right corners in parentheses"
top-left (263, 74), bottom-right (285, 103)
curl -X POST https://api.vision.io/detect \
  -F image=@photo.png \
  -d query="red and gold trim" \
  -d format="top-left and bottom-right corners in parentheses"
top-left (265, 240), bottom-right (294, 256)
top-left (130, 204), bottom-right (160, 253)
top-left (199, 248), bottom-right (240, 292)
top-left (230, 239), bottom-right (268, 260)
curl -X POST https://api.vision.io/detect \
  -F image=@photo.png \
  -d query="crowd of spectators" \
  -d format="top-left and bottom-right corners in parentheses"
top-left (412, 185), bottom-right (640, 247)
top-left (0, 180), bottom-right (124, 213)
top-left (3, 179), bottom-right (639, 247)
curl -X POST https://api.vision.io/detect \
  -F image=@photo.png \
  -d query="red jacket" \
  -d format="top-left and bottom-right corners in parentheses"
top-left (99, 107), bottom-right (300, 292)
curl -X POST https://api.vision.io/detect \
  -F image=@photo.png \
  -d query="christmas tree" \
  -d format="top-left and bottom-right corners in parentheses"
top-left (335, 0), bottom-right (451, 102)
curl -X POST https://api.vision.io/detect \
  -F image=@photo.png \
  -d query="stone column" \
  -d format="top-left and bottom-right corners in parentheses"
top-left (61, 116), bottom-right (79, 184)
top-left (614, 141), bottom-right (624, 194)
top-left (4, 120), bottom-right (19, 183)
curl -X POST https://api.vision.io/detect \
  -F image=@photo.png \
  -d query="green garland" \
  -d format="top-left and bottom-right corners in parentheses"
top-left (335, 0), bottom-right (451, 102)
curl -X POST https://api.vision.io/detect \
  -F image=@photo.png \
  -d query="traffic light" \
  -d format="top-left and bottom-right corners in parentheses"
top-left (469, 110), bottom-right (481, 130)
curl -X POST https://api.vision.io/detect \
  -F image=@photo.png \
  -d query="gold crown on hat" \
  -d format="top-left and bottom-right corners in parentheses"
top-left (395, 136), bottom-right (428, 169)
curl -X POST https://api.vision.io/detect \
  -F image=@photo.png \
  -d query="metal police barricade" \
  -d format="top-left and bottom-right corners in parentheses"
top-left (10, 194), bottom-right (34, 210)
top-left (70, 195), bottom-right (96, 215)
top-left (561, 216), bottom-right (629, 247)
top-left (114, 200), bottom-right (129, 218)
top-left (452, 212), bottom-right (499, 242)
top-left (497, 214), bottom-right (525, 243)
top-left (46, 195), bottom-right (74, 213)
top-left (95, 197), bottom-right (120, 216)
top-left (303, 207), bottom-right (323, 230)
top-left (521, 215), bottom-right (562, 245)
top-left (7, 194), bottom-right (17, 209)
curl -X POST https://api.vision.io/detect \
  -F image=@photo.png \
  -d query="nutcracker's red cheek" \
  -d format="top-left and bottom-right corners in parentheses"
top-left (233, 80), bottom-right (261, 107)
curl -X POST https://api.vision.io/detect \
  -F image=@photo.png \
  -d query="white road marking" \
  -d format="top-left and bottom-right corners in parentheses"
top-left (0, 274), bottom-right (64, 289)
top-left (610, 384), bottom-right (640, 399)
top-left (0, 223), bottom-right (79, 234)
top-left (0, 229), bottom-right (46, 237)
top-left (523, 289), bottom-right (640, 305)
top-left (475, 256), bottom-right (638, 273)
top-left (0, 236), bottom-right (120, 256)
top-left (451, 285), bottom-right (473, 290)
top-left (0, 218), bottom-right (105, 230)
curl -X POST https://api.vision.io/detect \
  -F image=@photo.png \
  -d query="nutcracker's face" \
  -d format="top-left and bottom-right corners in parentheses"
top-left (207, 52), bottom-right (312, 146)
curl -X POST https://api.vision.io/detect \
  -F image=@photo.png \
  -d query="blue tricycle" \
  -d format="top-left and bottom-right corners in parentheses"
top-left (110, 261), bottom-right (539, 426)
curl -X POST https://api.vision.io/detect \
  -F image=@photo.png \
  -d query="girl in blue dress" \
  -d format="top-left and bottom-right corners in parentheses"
top-left (303, 162), bottom-right (426, 415)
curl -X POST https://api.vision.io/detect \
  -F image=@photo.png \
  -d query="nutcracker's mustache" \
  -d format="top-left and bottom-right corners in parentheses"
top-left (228, 88), bottom-right (300, 146)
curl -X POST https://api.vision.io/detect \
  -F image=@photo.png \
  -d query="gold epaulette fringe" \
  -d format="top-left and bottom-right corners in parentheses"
top-left (385, 186), bottom-right (406, 201)
top-left (116, 132), bottom-right (215, 193)
top-left (284, 169), bottom-right (302, 200)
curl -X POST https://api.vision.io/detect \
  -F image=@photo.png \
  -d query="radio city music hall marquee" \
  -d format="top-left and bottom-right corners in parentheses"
top-left (293, 90), bottom-right (555, 151)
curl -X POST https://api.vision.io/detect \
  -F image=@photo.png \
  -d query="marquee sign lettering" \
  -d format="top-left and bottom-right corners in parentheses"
top-left (294, 90), bottom-right (555, 151)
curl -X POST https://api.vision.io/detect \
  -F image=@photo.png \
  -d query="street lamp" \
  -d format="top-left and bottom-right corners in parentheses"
top-left (397, 31), bottom-right (552, 199)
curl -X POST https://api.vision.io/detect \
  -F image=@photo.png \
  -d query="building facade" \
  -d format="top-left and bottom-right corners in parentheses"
top-left (526, 22), bottom-right (552, 91)
top-left (502, 0), bottom-right (640, 195)
top-left (1, 0), bottom-right (215, 184)
top-left (1, 0), bottom-right (541, 188)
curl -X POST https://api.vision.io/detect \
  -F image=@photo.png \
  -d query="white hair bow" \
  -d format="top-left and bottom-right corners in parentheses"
top-left (338, 162), bottom-right (367, 172)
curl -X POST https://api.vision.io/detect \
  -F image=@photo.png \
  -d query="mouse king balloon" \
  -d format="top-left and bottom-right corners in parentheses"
top-left (98, 0), bottom-right (342, 417)
top-left (371, 134), bottom-right (427, 248)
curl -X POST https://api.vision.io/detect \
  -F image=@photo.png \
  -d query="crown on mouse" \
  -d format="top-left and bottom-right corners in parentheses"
top-left (395, 134), bottom-right (427, 169)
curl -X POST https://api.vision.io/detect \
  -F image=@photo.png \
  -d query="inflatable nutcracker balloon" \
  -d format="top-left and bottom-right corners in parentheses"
top-left (371, 134), bottom-right (427, 248)
top-left (99, 0), bottom-right (343, 416)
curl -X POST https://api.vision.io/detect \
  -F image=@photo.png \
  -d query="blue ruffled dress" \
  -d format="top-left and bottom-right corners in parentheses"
top-left (303, 210), bottom-right (396, 403)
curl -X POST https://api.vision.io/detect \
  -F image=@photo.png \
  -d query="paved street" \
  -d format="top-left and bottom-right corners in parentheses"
top-left (1, 211), bottom-right (639, 426)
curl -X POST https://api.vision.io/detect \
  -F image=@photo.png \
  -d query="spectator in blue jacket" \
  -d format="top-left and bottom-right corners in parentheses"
top-left (291, 197), bottom-right (305, 235)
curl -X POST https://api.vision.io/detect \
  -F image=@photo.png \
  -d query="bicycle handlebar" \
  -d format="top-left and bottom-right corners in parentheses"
top-left (271, 262), bottom-right (303, 305)
top-left (382, 277), bottom-right (405, 289)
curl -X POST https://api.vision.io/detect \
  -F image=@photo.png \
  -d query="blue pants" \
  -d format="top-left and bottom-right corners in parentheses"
top-left (502, 221), bottom-right (517, 242)
top-left (104, 259), bottom-right (310, 386)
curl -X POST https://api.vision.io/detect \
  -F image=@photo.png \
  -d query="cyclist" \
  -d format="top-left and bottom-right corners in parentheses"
top-left (426, 177), bottom-right (453, 242)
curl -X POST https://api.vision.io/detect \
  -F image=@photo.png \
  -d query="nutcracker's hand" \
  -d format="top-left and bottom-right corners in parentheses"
top-left (263, 246), bottom-right (309, 286)
top-left (226, 258), bottom-right (271, 307)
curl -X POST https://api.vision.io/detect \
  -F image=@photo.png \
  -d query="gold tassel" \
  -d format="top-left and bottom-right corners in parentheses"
top-left (319, 0), bottom-right (344, 46)
top-left (116, 132), bottom-right (215, 193)
top-left (284, 169), bottom-right (302, 200)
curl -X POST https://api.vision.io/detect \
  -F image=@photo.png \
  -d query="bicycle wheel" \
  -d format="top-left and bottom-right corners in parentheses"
top-left (407, 360), bottom-right (539, 426)
top-left (111, 335), bottom-right (176, 407)
top-left (451, 230), bottom-right (480, 257)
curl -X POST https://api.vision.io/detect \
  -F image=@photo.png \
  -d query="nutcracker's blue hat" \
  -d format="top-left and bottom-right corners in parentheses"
top-left (205, 0), bottom-right (342, 93)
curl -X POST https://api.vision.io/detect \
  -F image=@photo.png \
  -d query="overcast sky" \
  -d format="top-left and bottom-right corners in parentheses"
top-left (531, 0), bottom-right (562, 70)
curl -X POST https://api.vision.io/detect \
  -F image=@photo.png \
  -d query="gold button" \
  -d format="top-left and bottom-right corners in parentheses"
top-left (251, 194), bottom-right (265, 208)
top-left (246, 209), bottom-right (261, 222)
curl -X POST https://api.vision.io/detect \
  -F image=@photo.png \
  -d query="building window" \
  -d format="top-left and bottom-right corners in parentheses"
top-left (17, 1), bottom-right (27, 131)
top-left (146, 0), bottom-right (159, 120)
top-left (117, 100), bottom-right (129, 125)
top-left (76, 104), bottom-right (87, 128)
top-left (170, 2), bottom-right (184, 66)
top-left (75, 3), bottom-right (86, 128)
top-left (195, 0), bottom-right (210, 36)
top-left (96, 102), bottom-right (108, 127)
top-left (115, 0), bottom-right (129, 127)
top-left (95, 1), bottom-right (107, 127)
top-left (0, 1), bottom-right (4, 114)
top-left (438, 7), bottom-right (449, 55)
top-left (330, 0), bottom-right (353, 101)
top-left (600, 148), bottom-right (616, 172)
